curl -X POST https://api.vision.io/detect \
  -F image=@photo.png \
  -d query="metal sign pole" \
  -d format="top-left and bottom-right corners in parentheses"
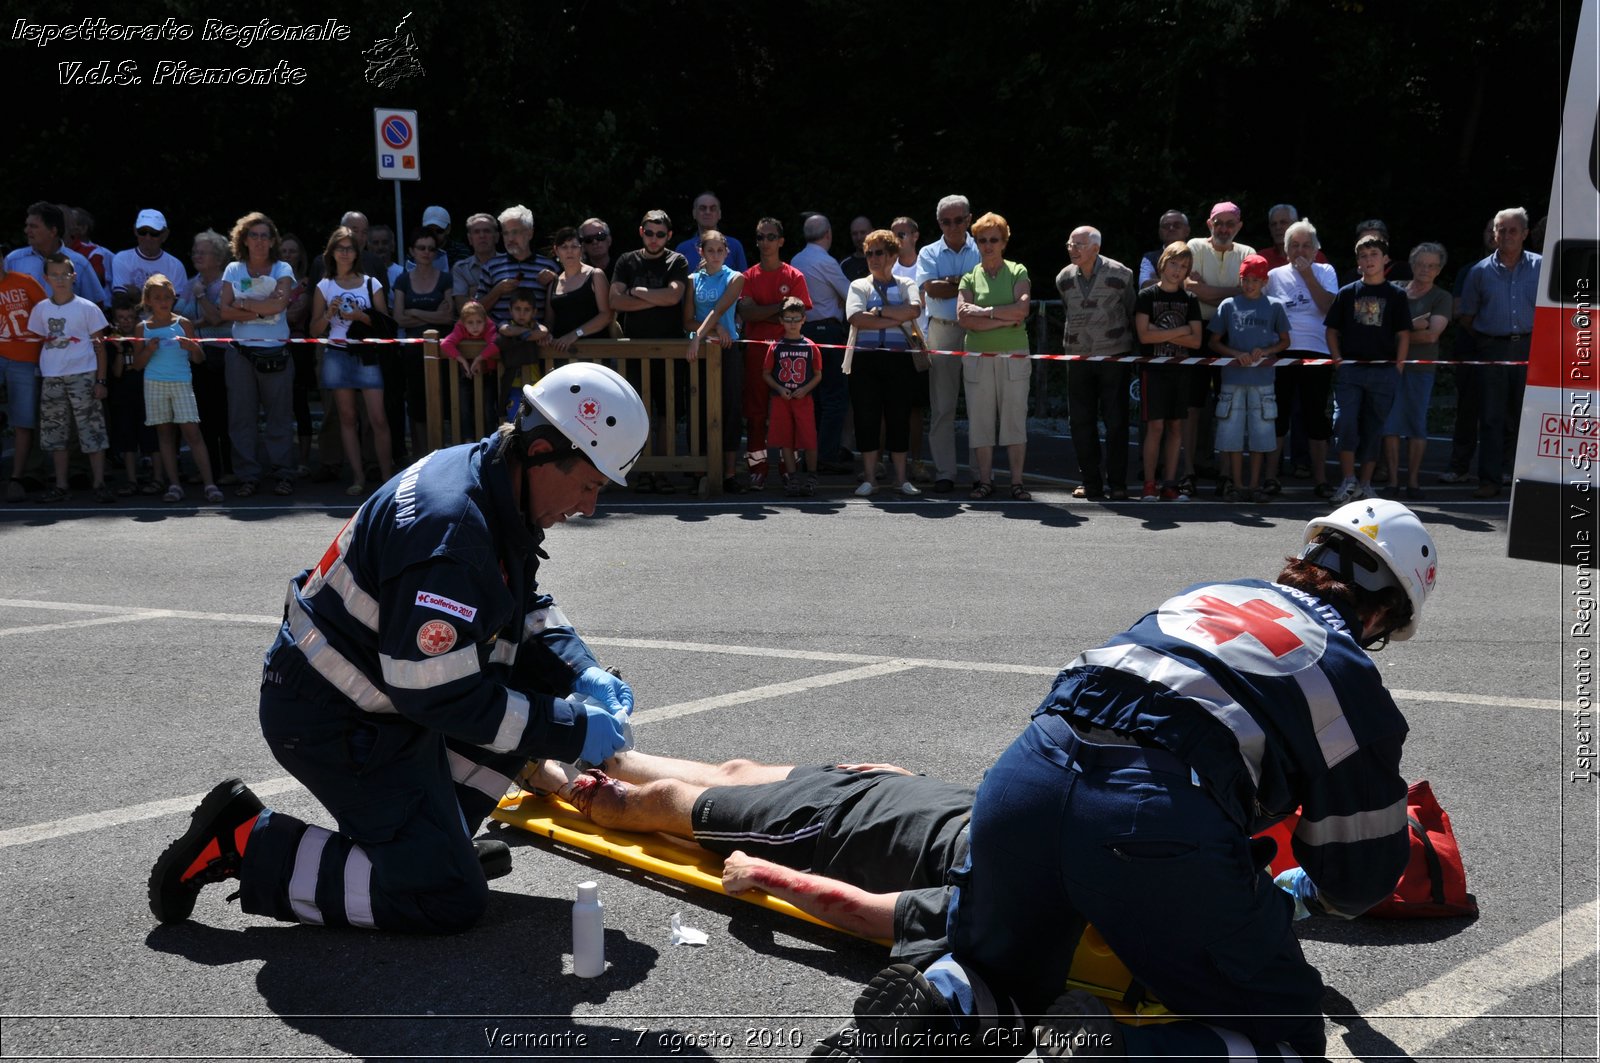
top-left (394, 180), bottom-right (404, 267)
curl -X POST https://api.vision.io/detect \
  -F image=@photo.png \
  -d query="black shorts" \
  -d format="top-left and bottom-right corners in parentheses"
top-left (691, 765), bottom-right (879, 867)
top-left (1140, 364), bottom-right (1191, 422)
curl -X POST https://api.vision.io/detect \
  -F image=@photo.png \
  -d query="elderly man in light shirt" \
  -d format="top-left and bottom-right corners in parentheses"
top-left (913, 195), bottom-right (980, 493)
top-left (791, 214), bottom-right (854, 473)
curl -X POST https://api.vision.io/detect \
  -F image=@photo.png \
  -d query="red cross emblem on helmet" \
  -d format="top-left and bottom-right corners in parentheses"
top-left (578, 398), bottom-right (600, 421)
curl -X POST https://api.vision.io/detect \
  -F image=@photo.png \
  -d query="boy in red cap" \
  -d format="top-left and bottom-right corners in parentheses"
top-left (1207, 254), bottom-right (1290, 502)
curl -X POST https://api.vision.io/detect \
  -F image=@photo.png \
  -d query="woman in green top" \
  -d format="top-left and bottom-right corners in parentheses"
top-left (957, 212), bottom-right (1033, 500)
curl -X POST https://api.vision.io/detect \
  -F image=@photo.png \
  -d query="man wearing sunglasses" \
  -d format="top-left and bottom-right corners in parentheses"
top-left (609, 209), bottom-right (689, 339)
top-left (738, 218), bottom-right (812, 489)
top-left (578, 218), bottom-right (616, 274)
top-left (913, 195), bottom-right (979, 493)
top-left (109, 208), bottom-right (188, 306)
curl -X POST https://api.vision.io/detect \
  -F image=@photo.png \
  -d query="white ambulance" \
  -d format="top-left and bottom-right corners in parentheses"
top-left (1508, 0), bottom-right (1600, 563)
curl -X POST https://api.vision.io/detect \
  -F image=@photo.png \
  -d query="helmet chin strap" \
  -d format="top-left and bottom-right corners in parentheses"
top-left (1302, 535), bottom-right (1399, 649)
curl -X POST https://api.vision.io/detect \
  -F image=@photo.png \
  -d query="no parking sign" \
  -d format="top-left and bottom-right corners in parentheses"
top-left (373, 108), bottom-right (420, 180)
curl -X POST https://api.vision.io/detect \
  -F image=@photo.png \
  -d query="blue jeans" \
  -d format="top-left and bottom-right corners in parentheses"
top-left (939, 715), bottom-right (1325, 1059)
top-left (1333, 363), bottom-right (1399, 464)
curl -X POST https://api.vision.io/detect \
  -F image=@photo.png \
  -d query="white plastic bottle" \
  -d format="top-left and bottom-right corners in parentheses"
top-left (572, 880), bottom-right (605, 977)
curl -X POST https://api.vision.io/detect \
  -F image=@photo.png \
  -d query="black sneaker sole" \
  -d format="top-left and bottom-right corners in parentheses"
top-left (147, 778), bottom-right (263, 923)
top-left (848, 963), bottom-right (955, 1056)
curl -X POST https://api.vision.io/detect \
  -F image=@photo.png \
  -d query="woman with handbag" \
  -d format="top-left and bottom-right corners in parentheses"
top-left (844, 228), bottom-right (923, 497)
top-left (312, 226), bottom-right (395, 496)
top-left (219, 213), bottom-right (298, 497)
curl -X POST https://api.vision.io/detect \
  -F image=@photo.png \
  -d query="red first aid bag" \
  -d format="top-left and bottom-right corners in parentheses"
top-left (1364, 780), bottom-right (1478, 918)
top-left (1252, 780), bottom-right (1476, 918)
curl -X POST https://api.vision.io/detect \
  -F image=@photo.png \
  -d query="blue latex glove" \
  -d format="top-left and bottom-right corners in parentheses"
top-left (578, 700), bottom-right (631, 766)
top-left (1274, 867), bottom-right (1319, 921)
top-left (574, 666), bottom-right (634, 717)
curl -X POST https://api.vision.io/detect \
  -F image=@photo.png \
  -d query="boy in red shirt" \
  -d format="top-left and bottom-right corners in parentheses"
top-left (761, 297), bottom-right (822, 496)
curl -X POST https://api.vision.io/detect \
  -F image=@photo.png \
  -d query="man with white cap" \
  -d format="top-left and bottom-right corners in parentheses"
top-left (109, 209), bottom-right (189, 303)
top-left (414, 204), bottom-right (454, 273)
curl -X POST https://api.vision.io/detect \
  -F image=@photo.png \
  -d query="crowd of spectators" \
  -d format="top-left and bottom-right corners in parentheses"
top-left (0, 192), bottom-right (1539, 505)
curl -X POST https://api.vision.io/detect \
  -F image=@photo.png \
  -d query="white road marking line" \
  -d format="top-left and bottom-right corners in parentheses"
top-left (588, 635), bottom-right (1061, 675)
top-left (0, 612), bottom-right (170, 637)
top-left (1328, 900), bottom-right (1598, 1055)
top-left (633, 660), bottom-right (923, 724)
top-left (0, 777), bottom-right (306, 849)
top-left (0, 601), bottom-right (1565, 709)
top-left (1390, 688), bottom-right (1562, 711)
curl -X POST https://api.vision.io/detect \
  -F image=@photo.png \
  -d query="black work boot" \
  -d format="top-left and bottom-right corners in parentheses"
top-left (148, 778), bottom-right (264, 923)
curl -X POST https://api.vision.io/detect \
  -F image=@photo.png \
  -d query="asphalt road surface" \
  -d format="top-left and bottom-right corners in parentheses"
top-left (0, 486), bottom-right (1591, 1062)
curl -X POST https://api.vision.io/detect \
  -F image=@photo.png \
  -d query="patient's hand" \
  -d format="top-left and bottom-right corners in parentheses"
top-left (723, 850), bottom-right (784, 895)
top-left (835, 762), bottom-right (915, 776)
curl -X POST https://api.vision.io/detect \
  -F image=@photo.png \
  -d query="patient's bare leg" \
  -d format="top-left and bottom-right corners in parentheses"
top-left (559, 770), bottom-right (703, 837)
top-left (602, 750), bottom-right (794, 788)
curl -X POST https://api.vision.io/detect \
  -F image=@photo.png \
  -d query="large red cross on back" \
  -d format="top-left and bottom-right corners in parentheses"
top-left (1189, 595), bottom-right (1305, 658)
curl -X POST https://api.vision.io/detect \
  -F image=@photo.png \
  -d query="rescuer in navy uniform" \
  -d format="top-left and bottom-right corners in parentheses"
top-left (819, 499), bottom-right (1440, 1062)
top-left (150, 363), bottom-right (649, 933)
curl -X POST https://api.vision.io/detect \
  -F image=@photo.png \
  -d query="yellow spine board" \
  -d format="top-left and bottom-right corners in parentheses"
top-left (493, 792), bottom-right (1170, 1018)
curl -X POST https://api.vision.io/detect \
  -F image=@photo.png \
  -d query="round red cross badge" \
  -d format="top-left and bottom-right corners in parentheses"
top-left (417, 619), bottom-right (458, 656)
top-left (578, 398), bottom-right (600, 423)
top-left (1156, 584), bottom-right (1327, 675)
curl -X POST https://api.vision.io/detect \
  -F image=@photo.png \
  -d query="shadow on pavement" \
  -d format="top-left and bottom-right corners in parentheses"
top-left (146, 891), bottom-right (717, 1060)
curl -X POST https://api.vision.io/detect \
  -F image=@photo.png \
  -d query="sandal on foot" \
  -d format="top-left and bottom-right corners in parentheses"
top-left (654, 475), bottom-right (676, 495)
top-left (38, 486), bottom-right (69, 503)
top-left (969, 481), bottom-right (995, 500)
top-left (94, 484), bottom-right (117, 503)
top-left (138, 479), bottom-right (162, 495)
top-left (1010, 484), bottom-right (1033, 501)
top-left (204, 485), bottom-right (225, 503)
top-left (114, 481), bottom-right (136, 497)
top-left (345, 482), bottom-right (368, 497)
top-left (272, 478), bottom-right (294, 496)
top-left (1263, 477), bottom-right (1282, 495)
top-left (634, 472), bottom-right (657, 493)
top-left (234, 480), bottom-right (259, 498)
top-left (162, 484), bottom-right (184, 503)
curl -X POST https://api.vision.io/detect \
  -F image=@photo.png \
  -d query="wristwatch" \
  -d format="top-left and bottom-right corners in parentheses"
top-left (95, 378), bottom-right (107, 385)
top-left (575, 327), bottom-right (585, 338)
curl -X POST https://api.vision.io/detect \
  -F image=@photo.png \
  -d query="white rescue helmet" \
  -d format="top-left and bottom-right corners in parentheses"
top-left (518, 363), bottom-right (647, 485)
top-left (1300, 499), bottom-right (1438, 641)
